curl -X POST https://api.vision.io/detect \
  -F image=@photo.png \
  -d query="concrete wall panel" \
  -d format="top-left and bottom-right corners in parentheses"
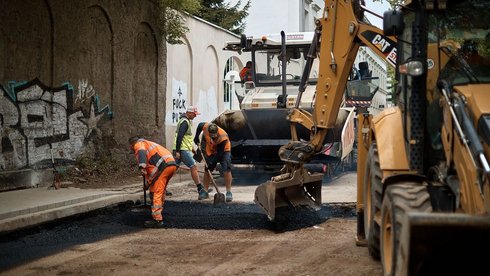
top-left (84, 5), bottom-right (113, 108)
top-left (165, 36), bottom-right (192, 147)
top-left (131, 22), bottom-right (158, 135)
top-left (0, 0), bottom-right (52, 84)
top-left (0, 0), bottom-right (161, 189)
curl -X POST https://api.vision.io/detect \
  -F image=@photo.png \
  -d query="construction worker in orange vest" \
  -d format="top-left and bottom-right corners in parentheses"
top-left (129, 136), bottom-right (177, 228)
top-left (194, 122), bottom-right (233, 202)
top-left (239, 61), bottom-right (253, 82)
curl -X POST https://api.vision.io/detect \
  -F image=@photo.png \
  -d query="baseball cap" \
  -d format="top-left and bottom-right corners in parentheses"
top-left (186, 106), bottom-right (200, 115)
top-left (208, 123), bottom-right (218, 134)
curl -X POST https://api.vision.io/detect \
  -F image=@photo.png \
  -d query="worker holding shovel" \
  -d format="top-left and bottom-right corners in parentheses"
top-left (194, 122), bottom-right (233, 202)
top-left (129, 136), bottom-right (177, 228)
top-left (172, 105), bottom-right (205, 200)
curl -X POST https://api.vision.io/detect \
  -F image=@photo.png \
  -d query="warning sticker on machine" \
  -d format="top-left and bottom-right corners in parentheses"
top-left (287, 34), bottom-right (304, 40)
top-left (386, 48), bottom-right (397, 67)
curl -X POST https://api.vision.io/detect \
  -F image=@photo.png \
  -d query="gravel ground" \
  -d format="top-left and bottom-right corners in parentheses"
top-left (1, 169), bottom-right (382, 275)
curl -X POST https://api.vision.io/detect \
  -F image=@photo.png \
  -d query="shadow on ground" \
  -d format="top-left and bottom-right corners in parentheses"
top-left (0, 200), bottom-right (355, 271)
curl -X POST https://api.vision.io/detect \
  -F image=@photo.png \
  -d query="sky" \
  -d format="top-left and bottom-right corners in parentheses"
top-left (363, 0), bottom-right (393, 28)
top-left (227, 0), bottom-right (393, 30)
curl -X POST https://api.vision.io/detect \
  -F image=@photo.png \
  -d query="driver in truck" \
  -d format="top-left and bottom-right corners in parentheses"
top-left (240, 61), bottom-right (253, 82)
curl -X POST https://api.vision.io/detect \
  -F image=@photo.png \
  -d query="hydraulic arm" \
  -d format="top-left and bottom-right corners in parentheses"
top-left (254, 0), bottom-right (397, 221)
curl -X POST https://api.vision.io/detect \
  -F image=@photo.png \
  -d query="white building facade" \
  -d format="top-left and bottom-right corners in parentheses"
top-left (164, 16), bottom-right (245, 149)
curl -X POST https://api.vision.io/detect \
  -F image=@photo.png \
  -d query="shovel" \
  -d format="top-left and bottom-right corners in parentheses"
top-left (131, 176), bottom-right (151, 212)
top-left (206, 166), bottom-right (226, 206)
top-left (199, 145), bottom-right (226, 205)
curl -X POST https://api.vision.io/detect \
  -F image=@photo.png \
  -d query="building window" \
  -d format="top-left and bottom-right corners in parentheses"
top-left (223, 57), bottom-right (234, 108)
top-left (311, 3), bottom-right (321, 12)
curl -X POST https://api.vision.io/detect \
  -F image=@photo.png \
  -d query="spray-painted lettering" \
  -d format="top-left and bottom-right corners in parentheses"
top-left (173, 98), bottom-right (186, 109)
top-left (0, 79), bottom-right (111, 171)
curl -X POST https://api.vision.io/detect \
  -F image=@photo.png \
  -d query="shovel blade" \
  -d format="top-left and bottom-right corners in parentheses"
top-left (214, 192), bottom-right (226, 206)
top-left (254, 167), bottom-right (323, 221)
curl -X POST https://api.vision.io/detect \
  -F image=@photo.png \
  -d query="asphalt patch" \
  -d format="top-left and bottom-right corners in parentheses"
top-left (0, 200), bottom-right (355, 271)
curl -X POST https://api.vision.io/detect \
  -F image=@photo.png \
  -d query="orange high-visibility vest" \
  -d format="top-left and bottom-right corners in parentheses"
top-left (133, 139), bottom-right (176, 184)
top-left (240, 67), bottom-right (252, 81)
top-left (202, 123), bottom-right (231, 156)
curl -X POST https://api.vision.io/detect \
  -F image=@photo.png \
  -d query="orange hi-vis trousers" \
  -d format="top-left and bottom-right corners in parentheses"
top-left (150, 165), bottom-right (177, 221)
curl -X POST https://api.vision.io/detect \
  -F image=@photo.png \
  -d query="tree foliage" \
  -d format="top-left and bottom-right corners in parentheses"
top-left (372, 0), bottom-right (403, 8)
top-left (155, 0), bottom-right (201, 44)
top-left (195, 0), bottom-right (251, 35)
top-left (156, 0), bottom-right (251, 44)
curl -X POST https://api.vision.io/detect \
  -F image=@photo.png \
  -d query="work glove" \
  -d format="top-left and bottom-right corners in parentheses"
top-left (143, 179), bottom-right (150, 191)
top-left (207, 163), bottom-right (216, 172)
top-left (174, 150), bottom-right (181, 160)
top-left (194, 138), bottom-right (200, 146)
top-left (193, 148), bottom-right (203, 162)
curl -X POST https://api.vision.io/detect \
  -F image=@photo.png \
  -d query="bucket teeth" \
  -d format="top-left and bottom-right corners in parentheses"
top-left (254, 168), bottom-right (323, 221)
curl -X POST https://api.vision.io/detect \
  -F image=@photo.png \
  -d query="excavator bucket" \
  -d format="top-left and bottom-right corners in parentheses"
top-left (213, 108), bottom-right (352, 165)
top-left (396, 212), bottom-right (490, 275)
top-left (213, 109), bottom-right (293, 165)
top-left (254, 167), bottom-right (323, 221)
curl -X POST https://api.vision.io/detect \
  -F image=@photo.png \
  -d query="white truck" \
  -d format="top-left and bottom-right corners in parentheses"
top-left (214, 31), bottom-right (378, 169)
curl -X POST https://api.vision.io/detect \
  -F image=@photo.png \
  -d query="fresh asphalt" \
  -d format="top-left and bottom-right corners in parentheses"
top-left (0, 168), bottom-right (358, 271)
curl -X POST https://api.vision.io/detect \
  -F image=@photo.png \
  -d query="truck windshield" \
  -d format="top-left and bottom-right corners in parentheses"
top-left (431, 0), bottom-right (490, 84)
top-left (253, 46), bottom-right (318, 86)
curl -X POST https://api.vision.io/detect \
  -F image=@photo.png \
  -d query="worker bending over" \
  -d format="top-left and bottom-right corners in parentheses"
top-left (194, 122), bottom-right (233, 202)
top-left (129, 136), bottom-right (177, 228)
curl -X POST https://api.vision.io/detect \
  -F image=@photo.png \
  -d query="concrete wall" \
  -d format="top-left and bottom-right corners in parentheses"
top-left (0, 0), bottom-right (165, 187)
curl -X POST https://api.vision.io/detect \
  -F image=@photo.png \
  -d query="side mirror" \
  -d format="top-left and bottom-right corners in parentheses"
top-left (383, 10), bottom-right (404, 36)
top-left (288, 49), bottom-right (301, 59)
top-left (240, 34), bottom-right (247, 48)
top-left (224, 70), bottom-right (240, 84)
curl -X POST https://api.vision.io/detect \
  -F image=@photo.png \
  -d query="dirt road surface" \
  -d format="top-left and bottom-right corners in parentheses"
top-left (1, 171), bottom-right (382, 275)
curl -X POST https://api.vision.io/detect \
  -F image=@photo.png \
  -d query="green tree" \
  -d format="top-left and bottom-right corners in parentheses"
top-left (372, 0), bottom-right (403, 8)
top-left (195, 0), bottom-right (251, 35)
top-left (156, 0), bottom-right (201, 44)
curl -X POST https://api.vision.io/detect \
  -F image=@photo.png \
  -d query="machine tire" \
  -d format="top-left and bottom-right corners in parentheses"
top-left (380, 183), bottom-right (432, 276)
top-left (363, 143), bottom-right (382, 259)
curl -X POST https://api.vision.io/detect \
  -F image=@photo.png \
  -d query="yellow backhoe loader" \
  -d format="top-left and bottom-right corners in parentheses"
top-left (254, 0), bottom-right (490, 274)
top-left (254, 0), bottom-right (398, 222)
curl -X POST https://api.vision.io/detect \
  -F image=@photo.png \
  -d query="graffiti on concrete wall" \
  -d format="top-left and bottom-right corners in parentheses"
top-left (75, 79), bottom-right (96, 106)
top-left (166, 78), bottom-right (189, 125)
top-left (0, 78), bottom-right (111, 171)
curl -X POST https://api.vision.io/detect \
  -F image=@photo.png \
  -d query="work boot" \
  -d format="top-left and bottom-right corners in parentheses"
top-left (197, 184), bottom-right (212, 194)
top-left (226, 191), bottom-right (233, 202)
top-left (144, 220), bottom-right (164, 228)
top-left (198, 189), bottom-right (209, 200)
top-left (196, 184), bottom-right (204, 193)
